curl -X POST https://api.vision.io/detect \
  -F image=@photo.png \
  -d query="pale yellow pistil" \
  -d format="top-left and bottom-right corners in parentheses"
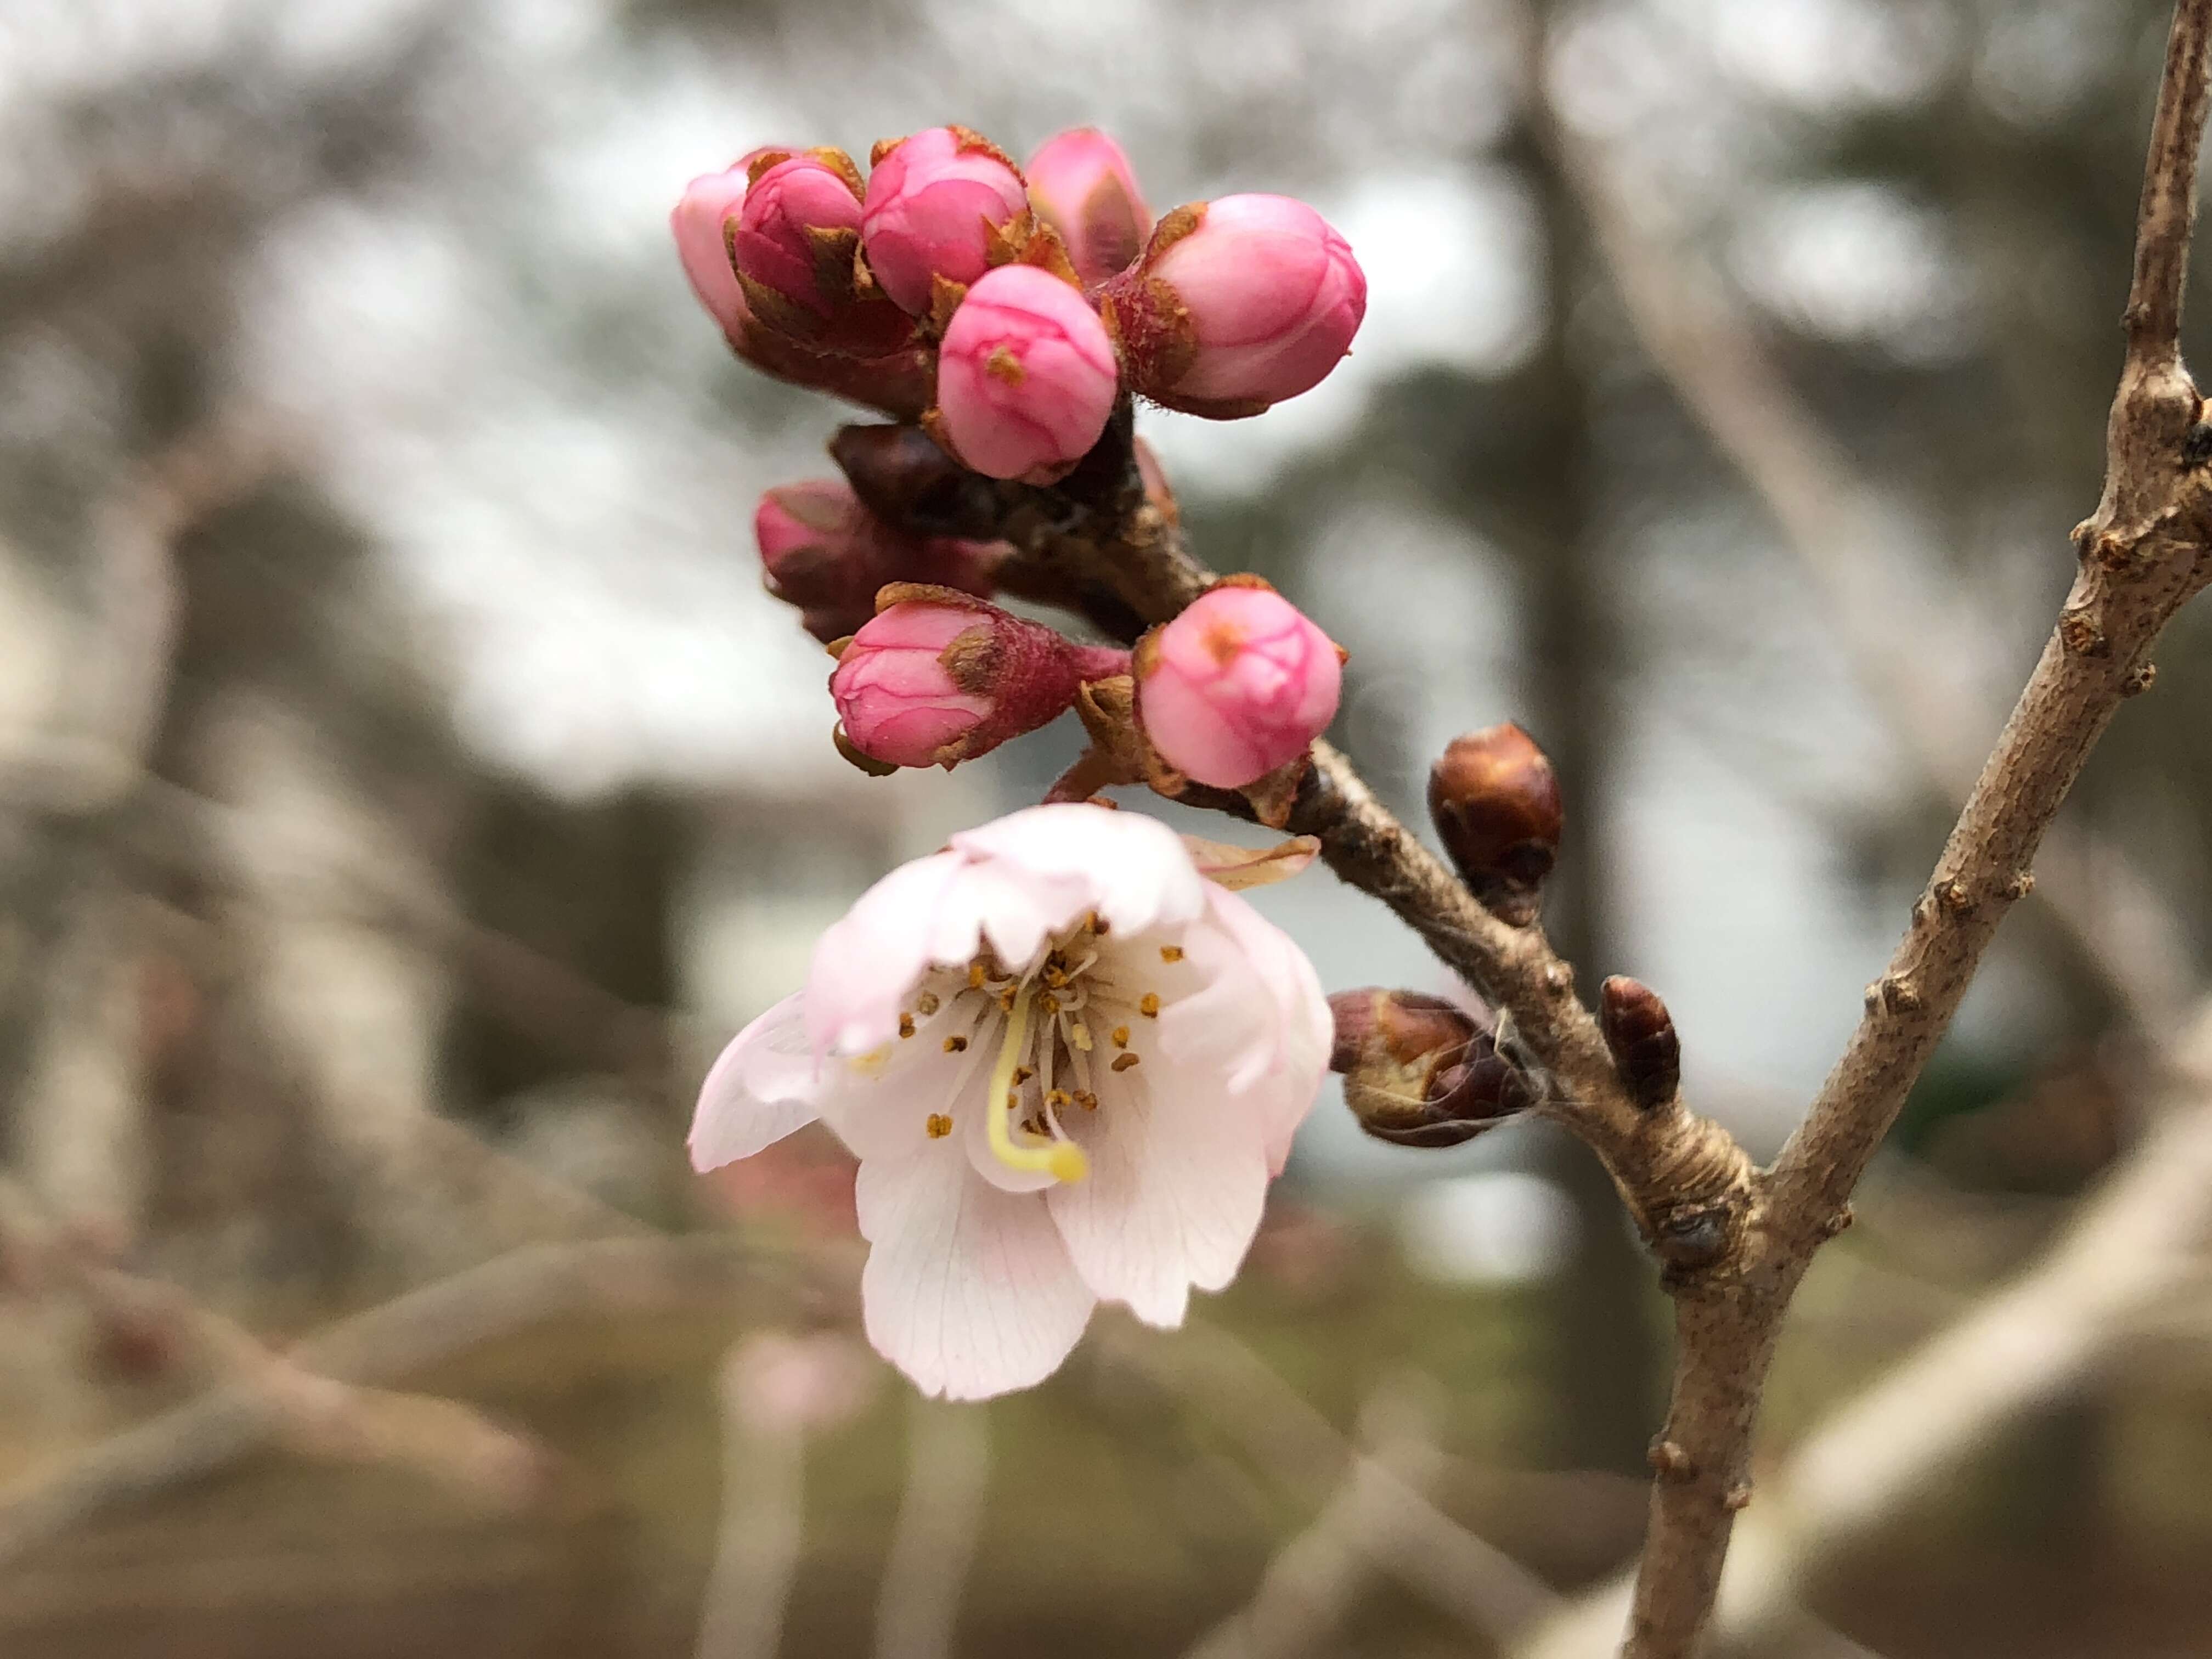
top-left (985, 991), bottom-right (1088, 1184)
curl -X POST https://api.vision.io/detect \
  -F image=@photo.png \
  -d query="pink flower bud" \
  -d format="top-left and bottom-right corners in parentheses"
top-left (673, 155), bottom-right (932, 417)
top-left (1025, 128), bottom-right (1152, 287)
top-left (830, 588), bottom-right (1125, 770)
top-left (930, 264), bottom-right (1119, 483)
top-left (731, 151), bottom-right (914, 358)
top-left (755, 480), bottom-right (1001, 643)
top-left (1136, 582), bottom-right (1343, 788)
top-left (1102, 194), bottom-right (1366, 419)
top-left (860, 127), bottom-right (1031, 315)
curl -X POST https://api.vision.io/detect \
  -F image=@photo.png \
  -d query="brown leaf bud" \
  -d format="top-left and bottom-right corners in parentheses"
top-left (1427, 723), bottom-right (1562, 927)
top-left (1328, 988), bottom-right (1531, 1148)
top-left (828, 423), bottom-right (1003, 539)
top-left (1600, 975), bottom-right (1680, 1110)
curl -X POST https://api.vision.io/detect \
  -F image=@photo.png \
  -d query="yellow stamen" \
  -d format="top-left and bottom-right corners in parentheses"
top-left (1159, 945), bottom-right (1184, 963)
top-left (1068, 1021), bottom-right (1093, 1052)
top-left (1037, 991), bottom-right (1060, 1014)
top-left (898, 1013), bottom-right (916, 1039)
top-left (1046, 1089), bottom-right (1071, 1109)
top-left (1139, 993), bottom-right (1160, 1018)
top-left (985, 994), bottom-right (1087, 1183)
top-left (1013, 1065), bottom-right (1034, 1085)
top-left (926, 1113), bottom-right (953, 1139)
top-left (1074, 1090), bottom-right (1098, 1110)
top-left (969, 963), bottom-right (987, 990)
top-left (1111, 1052), bottom-right (1141, 1072)
top-left (1092, 915), bottom-right (1110, 936)
top-left (943, 1034), bottom-right (968, 1053)
top-left (916, 991), bottom-right (940, 1015)
top-left (1111, 1025), bottom-right (1130, 1049)
top-left (998, 984), bottom-right (1018, 1012)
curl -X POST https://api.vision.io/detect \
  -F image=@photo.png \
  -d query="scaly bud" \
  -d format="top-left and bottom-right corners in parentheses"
top-left (1099, 194), bottom-right (1365, 419)
top-left (1328, 988), bottom-right (1530, 1148)
top-left (861, 126), bottom-right (1031, 316)
top-left (829, 586), bottom-right (1127, 770)
top-left (828, 422), bottom-right (1003, 538)
top-left (1135, 579), bottom-right (1342, 789)
top-left (672, 157), bottom-right (932, 417)
top-left (731, 151), bottom-right (915, 357)
top-left (1600, 976), bottom-right (1681, 1110)
top-left (1025, 127), bottom-right (1152, 287)
top-left (755, 480), bottom-right (1001, 643)
top-left (929, 264), bottom-right (1120, 483)
top-left (1427, 724), bottom-right (1562, 928)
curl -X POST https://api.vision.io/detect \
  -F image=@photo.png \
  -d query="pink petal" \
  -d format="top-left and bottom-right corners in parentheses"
top-left (855, 1147), bottom-right (1097, 1399)
top-left (1045, 1046), bottom-right (1272, 1327)
top-left (949, 804), bottom-right (1207, 940)
top-left (806, 851), bottom-right (965, 1056)
top-left (689, 992), bottom-right (826, 1171)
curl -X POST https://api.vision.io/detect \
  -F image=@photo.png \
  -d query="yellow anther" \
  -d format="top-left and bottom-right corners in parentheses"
top-left (1111, 1052), bottom-right (1141, 1072)
top-left (1139, 993), bottom-right (1160, 1018)
top-left (969, 963), bottom-right (987, 990)
top-left (984, 995), bottom-right (1087, 1184)
top-left (1037, 992), bottom-right (1060, 1014)
top-left (916, 991), bottom-right (940, 1015)
top-left (1046, 1089), bottom-right (1071, 1109)
top-left (1159, 945), bottom-right (1184, 963)
top-left (998, 984), bottom-right (1018, 1012)
top-left (898, 1013), bottom-right (916, 1039)
top-left (1074, 1090), bottom-right (1098, 1111)
top-left (1013, 1065), bottom-right (1034, 1085)
top-left (926, 1114), bottom-right (953, 1139)
top-left (943, 1034), bottom-right (968, 1053)
top-left (1044, 967), bottom-right (1069, 989)
top-left (1068, 1022), bottom-right (1093, 1051)
top-left (1111, 1025), bottom-right (1130, 1049)
top-left (1092, 915), bottom-right (1110, 936)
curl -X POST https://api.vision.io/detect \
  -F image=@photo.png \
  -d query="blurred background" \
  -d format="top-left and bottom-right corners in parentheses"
top-left (2, 0), bottom-right (2211, 1655)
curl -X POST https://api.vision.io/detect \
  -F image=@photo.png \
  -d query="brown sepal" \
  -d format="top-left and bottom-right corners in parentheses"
top-left (744, 148), bottom-right (798, 186)
top-left (1012, 221), bottom-right (1084, 287)
top-left (832, 724), bottom-right (900, 777)
top-left (803, 224), bottom-right (864, 305)
top-left (1238, 752), bottom-right (1309, 831)
top-left (927, 273), bottom-right (969, 338)
top-left (980, 206), bottom-right (1039, 271)
top-left (806, 146), bottom-right (867, 199)
top-left (869, 136), bottom-right (904, 169)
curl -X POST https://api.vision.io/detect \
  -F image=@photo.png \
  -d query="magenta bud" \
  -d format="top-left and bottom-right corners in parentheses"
top-left (1101, 194), bottom-right (1366, 419)
top-left (1135, 580), bottom-right (1343, 788)
top-left (860, 126), bottom-right (1031, 317)
top-left (672, 153), bottom-right (933, 418)
top-left (1025, 127), bottom-right (1152, 287)
top-left (828, 586), bottom-right (1122, 770)
top-left (732, 151), bottom-right (915, 358)
top-left (755, 481), bottom-right (1001, 644)
top-left (929, 264), bottom-right (1120, 483)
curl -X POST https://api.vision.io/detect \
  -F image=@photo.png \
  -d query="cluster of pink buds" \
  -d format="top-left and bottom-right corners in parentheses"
top-left (674, 126), bottom-right (1368, 476)
top-left (674, 123), bottom-right (1362, 807)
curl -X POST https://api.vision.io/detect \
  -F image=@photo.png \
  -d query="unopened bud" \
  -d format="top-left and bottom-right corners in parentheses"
top-left (1328, 988), bottom-right (1530, 1148)
top-left (828, 422), bottom-right (1002, 538)
top-left (731, 150), bottom-right (915, 357)
top-left (930, 264), bottom-right (1119, 483)
top-left (1100, 194), bottom-right (1365, 419)
top-left (1135, 579), bottom-right (1342, 789)
top-left (1025, 127), bottom-right (1152, 287)
top-left (1427, 724), bottom-right (1562, 928)
top-left (673, 156), bottom-right (933, 417)
top-left (1600, 976), bottom-right (1680, 1110)
top-left (755, 480), bottom-right (1000, 643)
top-left (829, 586), bottom-right (1125, 770)
top-left (861, 126), bottom-right (1032, 316)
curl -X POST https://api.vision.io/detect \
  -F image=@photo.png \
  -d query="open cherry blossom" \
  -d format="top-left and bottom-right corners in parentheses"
top-left (689, 803), bottom-right (1330, 1400)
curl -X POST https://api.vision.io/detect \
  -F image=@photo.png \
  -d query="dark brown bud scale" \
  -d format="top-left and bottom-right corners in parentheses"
top-left (1427, 724), bottom-right (1562, 927)
top-left (1600, 975), bottom-right (1680, 1110)
top-left (1328, 988), bottom-right (1531, 1148)
top-left (829, 423), bottom-right (1003, 539)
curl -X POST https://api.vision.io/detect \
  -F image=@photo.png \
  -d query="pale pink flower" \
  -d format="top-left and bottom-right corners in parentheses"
top-left (829, 589), bottom-right (1125, 770)
top-left (932, 264), bottom-right (1119, 483)
top-left (1137, 583), bottom-right (1343, 787)
top-left (1025, 127), bottom-right (1152, 287)
top-left (1102, 193), bottom-right (1366, 417)
top-left (861, 126), bottom-right (1031, 315)
top-left (689, 804), bottom-right (1331, 1400)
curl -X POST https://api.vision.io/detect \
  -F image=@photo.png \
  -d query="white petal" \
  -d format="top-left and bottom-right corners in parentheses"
top-left (1046, 1049), bottom-right (1272, 1328)
top-left (689, 992), bottom-right (826, 1171)
top-left (816, 1029), bottom-right (991, 1163)
top-left (806, 851), bottom-right (964, 1057)
top-left (1158, 887), bottom-right (1331, 1173)
top-left (951, 804), bottom-right (1207, 941)
top-left (855, 1147), bottom-right (1097, 1400)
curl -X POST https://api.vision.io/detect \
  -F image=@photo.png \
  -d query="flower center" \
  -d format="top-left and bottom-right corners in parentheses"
top-left (888, 916), bottom-right (1182, 1183)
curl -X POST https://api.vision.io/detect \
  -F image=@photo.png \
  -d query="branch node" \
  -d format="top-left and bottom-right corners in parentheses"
top-left (2123, 661), bottom-right (2159, 696)
top-left (2002, 870), bottom-right (2038, 902)
top-left (1818, 1203), bottom-right (1855, 1240)
top-left (1878, 976), bottom-right (1923, 1014)
top-left (1723, 1482), bottom-right (1755, 1513)
top-left (1647, 1438), bottom-right (1697, 1482)
top-left (2057, 607), bottom-right (2111, 657)
top-left (1932, 878), bottom-right (1974, 918)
